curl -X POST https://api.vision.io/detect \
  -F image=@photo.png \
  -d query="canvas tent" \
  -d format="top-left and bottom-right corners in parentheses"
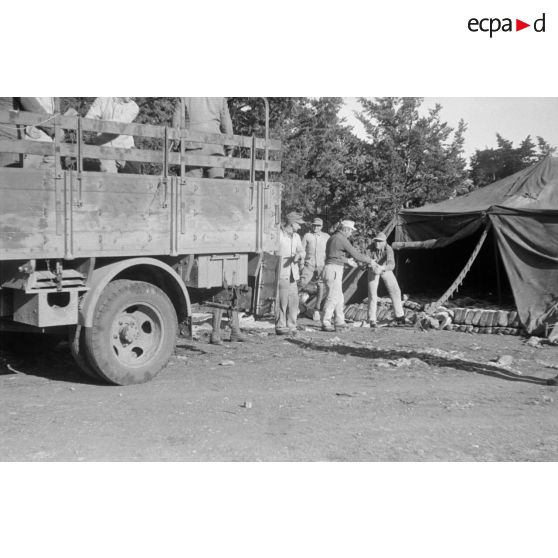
top-left (393, 156), bottom-right (558, 335)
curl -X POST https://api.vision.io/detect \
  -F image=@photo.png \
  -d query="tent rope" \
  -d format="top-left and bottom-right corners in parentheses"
top-left (424, 221), bottom-right (492, 315)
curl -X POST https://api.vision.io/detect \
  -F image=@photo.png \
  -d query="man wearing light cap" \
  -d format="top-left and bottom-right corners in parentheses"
top-left (367, 232), bottom-right (406, 327)
top-left (300, 217), bottom-right (330, 321)
top-left (276, 211), bottom-right (305, 335)
top-left (321, 220), bottom-right (373, 332)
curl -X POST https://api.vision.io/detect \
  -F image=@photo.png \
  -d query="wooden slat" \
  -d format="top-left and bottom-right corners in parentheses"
top-left (0, 109), bottom-right (53, 127)
top-left (167, 152), bottom-right (281, 172)
top-left (0, 110), bottom-right (281, 150)
top-left (80, 118), bottom-right (167, 139)
top-left (0, 174), bottom-right (282, 261)
top-left (0, 139), bottom-right (54, 156)
top-left (0, 139), bottom-right (282, 171)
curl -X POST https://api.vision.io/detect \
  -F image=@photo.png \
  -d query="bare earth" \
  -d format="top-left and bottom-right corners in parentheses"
top-left (1, 321), bottom-right (557, 462)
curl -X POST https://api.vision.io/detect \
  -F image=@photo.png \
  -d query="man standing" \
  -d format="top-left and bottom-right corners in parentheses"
top-left (86, 97), bottom-right (139, 173)
top-left (367, 232), bottom-right (406, 327)
top-left (300, 217), bottom-right (329, 321)
top-left (322, 220), bottom-right (373, 332)
top-left (276, 212), bottom-right (305, 336)
top-left (20, 97), bottom-right (57, 169)
top-left (172, 97), bottom-right (233, 178)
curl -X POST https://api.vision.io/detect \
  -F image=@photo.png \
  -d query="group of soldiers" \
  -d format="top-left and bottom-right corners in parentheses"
top-left (0, 97), bottom-right (233, 177)
top-left (0, 97), bottom-right (140, 171)
top-left (276, 212), bottom-right (407, 335)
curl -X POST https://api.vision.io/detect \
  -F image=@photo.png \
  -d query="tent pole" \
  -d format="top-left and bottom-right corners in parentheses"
top-left (493, 231), bottom-right (502, 306)
top-left (384, 216), bottom-right (399, 282)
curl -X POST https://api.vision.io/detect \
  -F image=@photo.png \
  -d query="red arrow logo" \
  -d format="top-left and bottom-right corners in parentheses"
top-left (516, 19), bottom-right (530, 31)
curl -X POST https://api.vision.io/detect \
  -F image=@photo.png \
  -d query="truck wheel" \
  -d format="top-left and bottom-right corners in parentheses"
top-left (84, 280), bottom-right (177, 385)
top-left (69, 325), bottom-right (103, 381)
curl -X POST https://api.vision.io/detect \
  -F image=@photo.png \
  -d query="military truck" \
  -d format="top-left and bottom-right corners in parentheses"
top-left (0, 98), bottom-right (282, 385)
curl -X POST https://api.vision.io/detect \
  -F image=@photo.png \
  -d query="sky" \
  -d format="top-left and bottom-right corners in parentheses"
top-left (339, 98), bottom-right (558, 160)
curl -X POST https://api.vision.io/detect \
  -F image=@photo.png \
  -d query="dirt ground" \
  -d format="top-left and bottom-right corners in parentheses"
top-left (1, 319), bottom-right (558, 461)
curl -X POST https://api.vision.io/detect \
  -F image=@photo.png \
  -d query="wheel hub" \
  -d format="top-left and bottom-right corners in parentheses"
top-left (118, 319), bottom-right (139, 344)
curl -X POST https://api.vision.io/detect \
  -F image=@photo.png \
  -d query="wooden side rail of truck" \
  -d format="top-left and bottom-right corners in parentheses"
top-left (0, 100), bottom-right (282, 385)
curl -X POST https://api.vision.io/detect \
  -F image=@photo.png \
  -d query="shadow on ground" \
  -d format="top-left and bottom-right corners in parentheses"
top-left (0, 344), bottom-right (106, 386)
top-left (287, 337), bottom-right (548, 385)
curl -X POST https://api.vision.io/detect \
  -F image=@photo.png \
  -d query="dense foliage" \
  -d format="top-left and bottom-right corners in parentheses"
top-left (470, 134), bottom-right (556, 188)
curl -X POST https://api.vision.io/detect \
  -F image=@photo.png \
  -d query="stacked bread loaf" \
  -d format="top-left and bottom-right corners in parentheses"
top-left (342, 299), bottom-right (523, 335)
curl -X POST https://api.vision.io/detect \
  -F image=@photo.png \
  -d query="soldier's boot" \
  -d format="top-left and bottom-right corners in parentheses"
top-left (229, 310), bottom-right (247, 342)
top-left (210, 308), bottom-right (223, 345)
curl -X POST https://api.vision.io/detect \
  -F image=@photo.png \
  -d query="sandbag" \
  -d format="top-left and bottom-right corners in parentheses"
top-left (472, 309), bottom-right (484, 326)
top-left (479, 310), bottom-right (492, 327)
top-left (464, 309), bottom-right (475, 325)
top-left (454, 308), bottom-right (466, 324)
top-left (496, 310), bottom-right (509, 327)
top-left (345, 305), bottom-right (357, 320)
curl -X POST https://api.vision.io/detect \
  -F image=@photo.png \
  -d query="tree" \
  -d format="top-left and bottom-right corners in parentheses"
top-left (228, 97), bottom-right (362, 226)
top-left (537, 136), bottom-right (557, 158)
top-left (341, 97), bottom-right (468, 243)
top-left (470, 133), bottom-right (556, 188)
top-left (277, 97), bottom-right (358, 221)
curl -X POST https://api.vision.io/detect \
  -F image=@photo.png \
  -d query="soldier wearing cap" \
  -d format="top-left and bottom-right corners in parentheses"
top-left (300, 217), bottom-right (330, 321)
top-left (367, 232), bottom-right (406, 327)
top-left (322, 220), bottom-right (373, 332)
top-left (276, 211), bottom-right (305, 335)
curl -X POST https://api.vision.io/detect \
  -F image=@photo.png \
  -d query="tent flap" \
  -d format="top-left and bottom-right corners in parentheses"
top-left (393, 218), bottom-right (485, 250)
top-left (395, 157), bottom-right (558, 335)
top-left (491, 212), bottom-right (558, 335)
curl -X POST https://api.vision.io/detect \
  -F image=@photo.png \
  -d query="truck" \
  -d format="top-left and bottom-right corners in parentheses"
top-left (0, 98), bottom-right (282, 385)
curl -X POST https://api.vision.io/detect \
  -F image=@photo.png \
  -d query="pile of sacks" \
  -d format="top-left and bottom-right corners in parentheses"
top-left (441, 307), bottom-right (522, 335)
top-left (344, 298), bottom-right (419, 326)
top-left (343, 297), bottom-right (524, 335)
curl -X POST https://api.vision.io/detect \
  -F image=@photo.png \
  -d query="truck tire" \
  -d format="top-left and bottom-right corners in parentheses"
top-left (84, 280), bottom-right (178, 385)
top-left (69, 325), bottom-right (103, 381)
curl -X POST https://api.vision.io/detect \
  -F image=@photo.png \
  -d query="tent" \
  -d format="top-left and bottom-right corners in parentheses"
top-left (393, 156), bottom-right (558, 335)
